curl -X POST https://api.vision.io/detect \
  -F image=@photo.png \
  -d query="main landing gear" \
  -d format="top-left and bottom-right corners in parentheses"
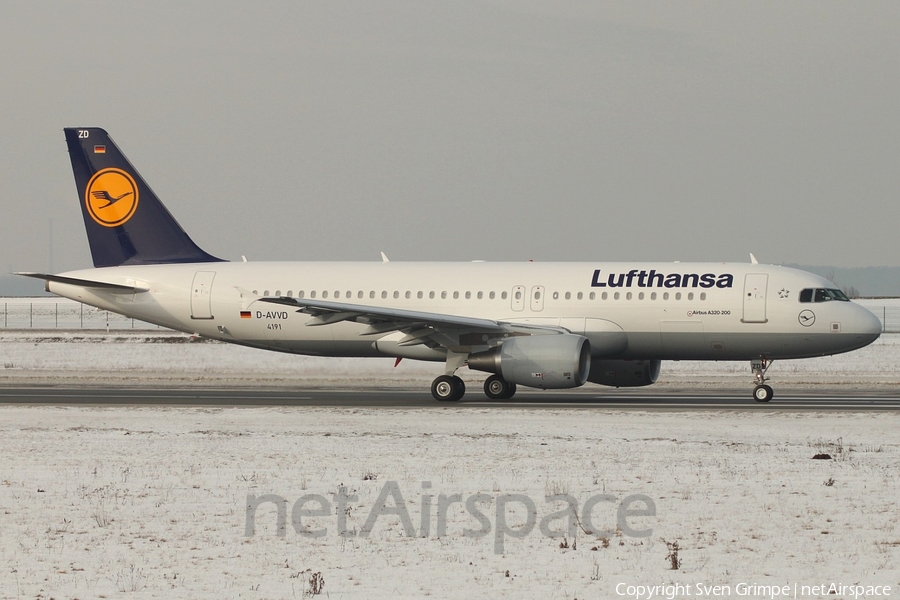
top-left (431, 375), bottom-right (466, 402)
top-left (430, 374), bottom-right (518, 401)
top-left (751, 357), bottom-right (774, 403)
top-left (484, 374), bottom-right (517, 400)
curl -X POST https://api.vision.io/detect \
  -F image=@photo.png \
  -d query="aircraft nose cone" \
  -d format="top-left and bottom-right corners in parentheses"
top-left (854, 304), bottom-right (883, 344)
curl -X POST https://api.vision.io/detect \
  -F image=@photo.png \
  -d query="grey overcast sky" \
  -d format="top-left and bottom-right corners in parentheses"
top-left (2, 1), bottom-right (899, 273)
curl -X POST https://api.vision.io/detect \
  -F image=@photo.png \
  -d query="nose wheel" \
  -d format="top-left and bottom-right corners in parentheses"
top-left (751, 357), bottom-right (774, 402)
top-left (753, 384), bottom-right (774, 402)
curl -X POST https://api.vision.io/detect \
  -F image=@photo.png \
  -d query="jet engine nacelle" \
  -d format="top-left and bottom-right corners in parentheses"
top-left (587, 359), bottom-right (661, 387)
top-left (467, 334), bottom-right (591, 389)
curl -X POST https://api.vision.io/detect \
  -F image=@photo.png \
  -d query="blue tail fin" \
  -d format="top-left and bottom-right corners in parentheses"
top-left (65, 127), bottom-right (224, 267)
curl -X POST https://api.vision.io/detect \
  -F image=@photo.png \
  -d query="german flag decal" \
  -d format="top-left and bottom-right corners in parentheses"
top-left (93, 145), bottom-right (106, 153)
top-left (240, 311), bottom-right (252, 319)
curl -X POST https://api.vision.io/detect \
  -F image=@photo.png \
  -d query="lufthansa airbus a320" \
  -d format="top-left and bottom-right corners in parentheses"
top-left (19, 128), bottom-right (882, 402)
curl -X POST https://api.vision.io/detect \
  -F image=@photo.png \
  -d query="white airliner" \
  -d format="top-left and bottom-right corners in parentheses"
top-left (20, 128), bottom-right (882, 402)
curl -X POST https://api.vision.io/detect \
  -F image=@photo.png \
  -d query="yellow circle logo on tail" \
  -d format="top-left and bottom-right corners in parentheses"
top-left (85, 168), bottom-right (139, 227)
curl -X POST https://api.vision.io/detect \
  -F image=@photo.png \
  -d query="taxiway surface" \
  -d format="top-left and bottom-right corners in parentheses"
top-left (0, 385), bottom-right (897, 410)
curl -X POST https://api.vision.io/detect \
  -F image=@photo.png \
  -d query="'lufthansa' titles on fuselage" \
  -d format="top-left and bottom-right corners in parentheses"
top-left (591, 269), bottom-right (734, 289)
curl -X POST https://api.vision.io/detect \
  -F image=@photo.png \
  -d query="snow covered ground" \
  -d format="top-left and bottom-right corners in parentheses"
top-left (0, 332), bottom-right (898, 598)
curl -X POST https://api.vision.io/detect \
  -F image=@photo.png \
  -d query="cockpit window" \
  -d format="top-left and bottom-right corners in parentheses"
top-left (800, 288), bottom-right (850, 303)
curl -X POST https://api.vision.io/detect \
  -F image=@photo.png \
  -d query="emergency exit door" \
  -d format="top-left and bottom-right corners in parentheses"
top-left (191, 271), bottom-right (216, 319)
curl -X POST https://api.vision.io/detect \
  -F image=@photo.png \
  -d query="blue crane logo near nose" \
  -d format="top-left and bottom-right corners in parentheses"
top-left (799, 310), bottom-right (816, 327)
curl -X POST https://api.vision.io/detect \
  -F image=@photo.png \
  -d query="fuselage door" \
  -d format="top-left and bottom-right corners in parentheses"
top-left (530, 286), bottom-right (545, 312)
top-left (511, 285), bottom-right (525, 312)
top-left (742, 273), bottom-right (768, 323)
top-left (190, 271), bottom-right (216, 320)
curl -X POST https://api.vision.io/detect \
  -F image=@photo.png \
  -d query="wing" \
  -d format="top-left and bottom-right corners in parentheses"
top-left (258, 296), bottom-right (567, 351)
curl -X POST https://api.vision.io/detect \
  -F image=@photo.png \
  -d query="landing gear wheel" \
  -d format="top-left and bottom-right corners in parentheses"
top-left (753, 384), bottom-right (774, 403)
top-left (750, 357), bottom-right (774, 403)
top-left (432, 375), bottom-right (466, 402)
top-left (484, 375), bottom-right (517, 400)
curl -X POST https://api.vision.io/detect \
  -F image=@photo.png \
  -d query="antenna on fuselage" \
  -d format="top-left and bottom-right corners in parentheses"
top-left (750, 253), bottom-right (759, 265)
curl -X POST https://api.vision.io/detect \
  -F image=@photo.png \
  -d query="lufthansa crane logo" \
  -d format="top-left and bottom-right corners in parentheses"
top-left (85, 168), bottom-right (139, 227)
top-left (798, 310), bottom-right (816, 327)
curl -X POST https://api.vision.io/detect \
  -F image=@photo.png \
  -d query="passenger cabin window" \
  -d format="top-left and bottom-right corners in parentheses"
top-left (800, 288), bottom-right (850, 303)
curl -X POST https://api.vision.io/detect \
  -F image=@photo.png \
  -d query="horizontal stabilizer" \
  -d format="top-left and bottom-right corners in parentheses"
top-left (15, 272), bottom-right (148, 293)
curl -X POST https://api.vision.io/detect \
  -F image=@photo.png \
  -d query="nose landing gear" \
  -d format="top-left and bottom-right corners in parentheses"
top-left (751, 357), bottom-right (774, 402)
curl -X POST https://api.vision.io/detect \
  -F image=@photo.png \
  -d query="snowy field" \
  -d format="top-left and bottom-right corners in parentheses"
top-left (0, 332), bottom-right (899, 598)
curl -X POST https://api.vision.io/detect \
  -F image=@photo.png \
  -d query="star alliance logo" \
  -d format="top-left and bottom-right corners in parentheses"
top-left (778, 289), bottom-right (790, 299)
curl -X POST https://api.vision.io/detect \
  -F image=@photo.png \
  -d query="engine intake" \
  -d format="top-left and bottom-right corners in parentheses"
top-left (468, 334), bottom-right (591, 389)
